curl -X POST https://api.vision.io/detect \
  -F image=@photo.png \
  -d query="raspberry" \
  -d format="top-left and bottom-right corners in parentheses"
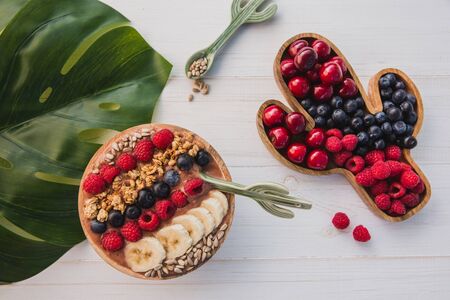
top-left (370, 180), bottom-right (389, 196)
top-left (170, 190), bottom-right (188, 208)
top-left (333, 151), bottom-right (352, 167)
top-left (345, 156), bottom-right (365, 174)
top-left (152, 129), bottom-right (174, 150)
top-left (400, 193), bottom-right (420, 208)
top-left (411, 180), bottom-right (425, 194)
top-left (155, 200), bottom-right (176, 220)
top-left (400, 162), bottom-right (412, 171)
top-left (353, 225), bottom-right (371, 242)
top-left (99, 165), bottom-right (121, 184)
top-left (184, 178), bottom-right (204, 196)
top-left (371, 161), bottom-right (391, 180)
top-left (83, 173), bottom-right (106, 194)
top-left (364, 150), bottom-right (385, 166)
top-left (325, 136), bottom-right (343, 153)
top-left (116, 153), bottom-right (137, 172)
top-left (133, 139), bottom-right (154, 162)
top-left (332, 212), bottom-right (350, 229)
top-left (400, 170), bottom-right (420, 189)
top-left (355, 168), bottom-right (377, 187)
top-left (138, 211), bottom-right (160, 231)
top-left (385, 145), bottom-right (401, 161)
top-left (386, 160), bottom-right (403, 177)
top-left (341, 134), bottom-right (358, 151)
top-left (326, 128), bottom-right (343, 139)
top-left (374, 193), bottom-right (391, 211)
top-left (388, 182), bottom-right (406, 199)
top-left (120, 221), bottom-right (142, 242)
top-left (101, 230), bottom-right (124, 251)
top-left (390, 200), bottom-right (406, 215)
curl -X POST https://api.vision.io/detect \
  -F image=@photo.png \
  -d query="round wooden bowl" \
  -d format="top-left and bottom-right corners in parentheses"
top-left (78, 124), bottom-right (235, 280)
top-left (257, 33), bottom-right (431, 222)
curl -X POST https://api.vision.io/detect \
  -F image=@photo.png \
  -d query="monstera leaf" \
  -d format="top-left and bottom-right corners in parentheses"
top-left (0, 0), bottom-right (172, 283)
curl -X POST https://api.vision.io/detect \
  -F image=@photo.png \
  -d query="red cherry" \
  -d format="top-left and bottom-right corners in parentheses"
top-left (285, 112), bottom-right (306, 134)
top-left (329, 56), bottom-right (347, 74)
top-left (268, 127), bottom-right (290, 149)
top-left (306, 128), bottom-right (326, 148)
top-left (280, 58), bottom-right (297, 79)
top-left (288, 39), bottom-right (308, 57)
top-left (306, 149), bottom-right (329, 170)
top-left (312, 40), bottom-right (331, 62)
top-left (313, 83), bottom-right (333, 102)
top-left (339, 78), bottom-right (358, 98)
top-left (306, 63), bottom-right (321, 83)
top-left (294, 47), bottom-right (318, 72)
top-left (288, 76), bottom-right (310, 99)
top-left (263, 105), bottom-right (286, 127)
top-left (320, 62), bottom-right (343, 85)
top-left (287, 143), bottom-right (307, 163)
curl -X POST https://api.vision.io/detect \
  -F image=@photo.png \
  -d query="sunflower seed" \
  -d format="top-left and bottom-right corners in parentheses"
top-left (187, 247), bottom-right (193, 253)
top-left (118, 142), bottom-right (124, 150)
top-left (123, 141), bottom-right (129, 147)
top-left (201, 252), bottom-right (207, 262)
top-left (141, 132), bottom-right (151, 137)
top-left (157, 270), bottom-right (162, 278)
top-left (220, 223), bottom-right (228, 231)
top-left (122, 136), bottom-right (129, 142)
top-left (162, 267), bottom-right (169, 274)
top-left (167, 265), bottom-right (174, 271)
top-left (202, 237), bottom-right (207, 244)
top-left (176, 264), bottom-right (184, 269)
top-left (123, 147), bottom-right (132, 152)
top-left (141, 128), bottom-right (151, 133)
top-left (187, 266), bottom-right (194, 271)
top-left (178, 259), bottom-right (185, 266)
top-left (187, 257), bottom-right (193, 265)
top-left (151, 270), bottom-right (156, 277)
top-left (154, 264), bottom-right (162, 270)
top-left (194, 258), bottom-right (199, 265)
top-left (217, 231), bottom-right (225, 240)
top-left (207, 237), bottom-right (212, 247)
top-left (144, 270), bottom-right (152, 277)
top-left (108, 161), bottom-right (115, 165)
top-left (174, 268), bottom-right (183, 274)
top-left (213, 237), bottom-right (219, 248)
top-left (165, 259), bottom-right (177, 265)
top-left (195, 249), bottom-right (201, 258)
top-left (135, 133), bottom-right (142, 139)
top-left (112, 142), bottom-right (119, 151)
top-left (181, 255), bottom-right (187, 260)
top-left (204, 246), bottom-right (211, 253)
top-left (106, 153), bottom-right (114, 160)
top-left (206, 252), bottom-right (212, 258)
top-left (188, 252), bottom-right (194, 259)
top-left (131, 136), bottom-right (137, 142)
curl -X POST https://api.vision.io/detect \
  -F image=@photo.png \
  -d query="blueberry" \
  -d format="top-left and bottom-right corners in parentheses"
top-left (90, 220), bottom-right (107, 234)
top-left (326, 118), bottom-right (335, 128)
top-left (395, 80), bottom-right (406, 90)
top-left (108, 210), bottom-right (124, 228)
top-left (368, 125), bottom-right (382, 140)
top-left (381, 122), bottom-right (393, 135)
top-left (386, 107), bottom-right (403, 122)
top-left (177, 153), bottom-right (194, 171)
top-left (393, 121), bottom-right (407, 136)
top-left (379, 77), bottom-right (391, 89)
top-left (385, 73), bottom-right (397, 85)
top-left (137, 188), bottom-right (156, 209)
top-left (406, 111), bottom-right (418, 125)
top-left (355, 97), bottom-right (364, 108)
top-left (392, 89), bottom-right (407, 104)
top-left (403, 136), bottom-right (418, 149)
top-left (164, 169), bottom-right (180, 187)
top-left (307, 105), bottom-right (318, 117)
top-left (332, 109), bottom-right (349, 127)
top-left (400, 101), bottom-right (413, 113)
top-left (381, 88), bottom-right (393, 100)
top-left (383, 101), bottom-right (395, 111)
top-left (353, 109), bottom-right (365, 118)
top-left (386, 134), bottom-right (397, 143)
top-left (195, 150), bottom-right (211, 167)
top-left (405, 93), bottom-right (417, 105)
top-left (356, 146), bottom-right (369, 156)
top-left (343, 126), bottom-right (354, 135)
top-left (350, 117), bottom-right (364, 132)
top-left (317, 104), bottom-right (332, 117)
top-left (314, 116), bottom-right (327, 128)
top-left (357, 131), bottom-right (370, 145)
top-left (363, 114), bottom-right (375, 127)
top-left (374, 139), bottom-right (386, 150)
top-left (153, 182), bottom-right (171, 198)
top-left (125, 205), bottom-right (141, 220)
top-left (301, 98), bottom-right (313, 109)
top-left (405, 124), bottom-right (414, 136)
top-left (344, 99), bottom-right (358, 114)
top-left (330, 96), bottom-right (344, 109)
top-left (375, 112), bottom-right (387, 124)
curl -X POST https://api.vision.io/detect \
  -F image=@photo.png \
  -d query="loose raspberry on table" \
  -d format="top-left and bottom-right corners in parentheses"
top-left (101, 230), bottom-right (124, 251)
top-left (390, 200), bottom-right (406, 215)
top-left (341, 134), bottom-right (358, 151)
top-left (326, 128), bottom-right (343, 139)
top-left (375, 193), bottom-right (391, 211)
top-left (353, 225), bottom-right (371, 242)
top-left (332, 212), bottom-right (350, 229)
top-left (364, 150), bottom-right (385, 166)
top-left (388, 182), bottom-right (406, 199)
top-left (400, 193), bottom-right (420, 208)
top-left (333, 151), bottom-right (353, 167)
top-left (120, 221), bottom-right (142, 242)
top-left (99, 165), bottom-right (121, 184)
top-left (116, 153), bottom-right (137, 172)
top-left (411, 180), bottom-right (425, 194)
top-left (386, 160), bottom-right (403, 177)
top-left (152, 129), bottom-right (174, 150)
top-left (170, 190), bottom-right (188, 208)
top-left (400, 170), bottom-right (420, 189)
top-left (385, 145), bottom-right (401, 161)
top-left (83, 173), bottom-right (106, 194)
top-left (371, 161), bottom-right (391, 180)
top-left (325, 136), bottom-right (343, 153)
top-left (138, 211), bottom-right (160, 232)
top-left (155, 200), bottom-right (176, 220)
top-left (184, 178), bottom-right (205, 196)
top-left (345, 156), bottom-right (365, 174)
top-left (355, 168), bottom-right (377, 187)
top-left (370, 180), bottom-right (389, 197)
top-left (133, 139), bottom-right (154, 162)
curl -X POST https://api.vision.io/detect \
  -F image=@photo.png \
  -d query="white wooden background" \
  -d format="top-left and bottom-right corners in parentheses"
top-left (2, 0), bottom-right (450, 299)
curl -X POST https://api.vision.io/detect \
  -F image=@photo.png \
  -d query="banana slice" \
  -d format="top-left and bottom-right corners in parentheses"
top-left (201, 198), bottom-right (225, 227)
top-left (124, 237), bottom-right (166, 273)
top-left (187, 207), bottom-right (216, 235)
top-left (156, 224), bottom-right (192, 259)
top-left (172, 215), bottom-right (205, 244)
top-left (208, 190), bottom-right (229, 213)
